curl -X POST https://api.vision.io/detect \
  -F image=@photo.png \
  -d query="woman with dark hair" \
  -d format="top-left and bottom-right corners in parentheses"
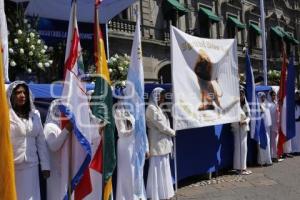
top-left (146, 87), bottom-right (175, 200)
top-left (7, 81), bottom-right (50, 200)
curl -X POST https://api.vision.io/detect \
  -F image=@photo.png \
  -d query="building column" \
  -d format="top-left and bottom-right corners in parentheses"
top-left (241, 2), bottom-right (247, 46)
top-left (216, 0), bottom-right (225, 38)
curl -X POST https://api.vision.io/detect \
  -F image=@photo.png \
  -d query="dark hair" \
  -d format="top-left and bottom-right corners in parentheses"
top-left (160, 89), bottom-right (167, 97)
top-left (269, 90), bottom-right (276, 96)
top-left (10, 84), bottom-right (31, 119)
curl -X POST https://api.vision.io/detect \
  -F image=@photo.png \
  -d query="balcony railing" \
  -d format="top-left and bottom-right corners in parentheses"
top-left (249, 47), bottom-right (263, 59)
top-left (108, 18), bottom-right (170, 42)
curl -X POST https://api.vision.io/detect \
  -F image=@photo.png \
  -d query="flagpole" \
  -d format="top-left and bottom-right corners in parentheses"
top-left (105, 23), bottom-right (110, 59)
top-left (260, 0), bottom-right (267, 86)
top-left (170, 26), bottom-right (179, 194)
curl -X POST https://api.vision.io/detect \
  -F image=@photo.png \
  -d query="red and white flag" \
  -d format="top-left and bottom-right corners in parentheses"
top-left (60, 1), bottom-right (95, 199)
top-left (277, 50), bottom-right (288, 156)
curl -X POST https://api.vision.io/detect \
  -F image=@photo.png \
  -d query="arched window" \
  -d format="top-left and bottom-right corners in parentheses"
top-left (158, 64), bottom-right (171, 83)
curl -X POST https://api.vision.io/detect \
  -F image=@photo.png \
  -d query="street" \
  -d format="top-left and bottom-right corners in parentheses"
top-left (173, 156), bottom-right (300, 200)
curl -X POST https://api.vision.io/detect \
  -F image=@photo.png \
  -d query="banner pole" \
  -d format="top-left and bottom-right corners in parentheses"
top-left (105, 23), bottom-right (110, 59)
top-left (170, 26), bottom-right (178, 194)
top-left (260, 0), bottom-right (268, 85)
top-left (173, 135), bottom-right (178, 192)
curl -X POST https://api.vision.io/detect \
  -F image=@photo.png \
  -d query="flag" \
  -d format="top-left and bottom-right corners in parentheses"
top-left (60, 1), bottom-right (93, 199)
top-left (90, 1), bottom-right (116, 200)
top-left (124, 9), bottom-right (148, 198)
top-left (277, 51), bottom-right (288, 156)
top-left (286, 55), bottom-right (295, 140)
top-left (0, 40), bottom-right (17, 200)
top-left (0, 0), bottom-right (9, 82)
top-left (245, 50), bottom-right (267, 149)
top-left (171, 26), bottom-right (240, 129)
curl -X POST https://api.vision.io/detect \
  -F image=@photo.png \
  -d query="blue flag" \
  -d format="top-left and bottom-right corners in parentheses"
top-left (124, 10), bottom-right (148, 198)
top-left (245, 50), bottom-right (267, 149)
top-left (286, 55), bottom-right (295, 140)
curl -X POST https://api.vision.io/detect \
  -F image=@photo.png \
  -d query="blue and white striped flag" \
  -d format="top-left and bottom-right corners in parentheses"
top-left (245, 50), bottom-right (267, 149)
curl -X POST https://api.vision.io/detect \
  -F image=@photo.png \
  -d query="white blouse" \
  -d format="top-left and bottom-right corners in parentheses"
top-left (10, 109), bottom-right (50, 170)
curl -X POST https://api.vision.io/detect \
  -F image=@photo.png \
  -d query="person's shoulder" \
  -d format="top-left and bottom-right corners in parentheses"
top-left (31, 109), bottom-right (42, 119)
top-left (147, 104), bottom-right (156, 109)
top-left (146, 104), bottom-right (157, 112)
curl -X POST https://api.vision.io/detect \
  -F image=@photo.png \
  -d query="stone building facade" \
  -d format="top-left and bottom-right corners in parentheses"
top-left (107, 0), bottom-right (300, 85)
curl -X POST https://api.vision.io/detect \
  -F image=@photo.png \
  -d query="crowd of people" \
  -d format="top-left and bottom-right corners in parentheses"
top-left (7, 81), bottom-right (175, 200)
top-left (6, 80), bottom-right (300, 200)
top-left (232, 86), bottom-right (300, 176)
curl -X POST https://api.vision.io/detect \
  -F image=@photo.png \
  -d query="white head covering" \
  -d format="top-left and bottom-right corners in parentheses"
top-left (149, 87), bottom-right (164, 107)
top-left (267, 90), bottom-right (277, 103)
top-left (6, 81), bottom-right (35, 112)
top-left (257, 92), bottom-right (266, 103)
top-left (45, 99), bottom-right (65, 126)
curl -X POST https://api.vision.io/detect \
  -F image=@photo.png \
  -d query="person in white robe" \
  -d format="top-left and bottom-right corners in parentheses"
top-left (268, 90), bottom-right (280, 161)
top-left (114, 99), bottom-right (141, 200)
top-left (44, 99), bottom-right (72, 200)
top-left (231, 88), bottom-right (252, 175)
top-left (292, 91), bottom-right (300, 154)
top-left (257, 92), bottom-right (272, 166)
top-left (45, 95), bottom-right (104, 200)
top-left (7, 81), bottom-right (50, 200)
top-left (146, 87), bottom-right (175, 200)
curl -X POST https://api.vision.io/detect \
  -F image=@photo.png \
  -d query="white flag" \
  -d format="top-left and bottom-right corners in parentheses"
top-left (171, 26), bottom-right (240, 130)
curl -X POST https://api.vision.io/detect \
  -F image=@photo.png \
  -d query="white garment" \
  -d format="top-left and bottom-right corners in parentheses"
top-left (268, 101), bottom-right (279, 158)
top-left (116, 135), bottom-right (137, 200)
top-left (114, 106), bottom-right (146, 200)
top-left (10, 109), bottom-right (50, 170)
top-left (292, 105), bottom-right (300, 153)
top-left (283, 140), bottom-right (292, 153)
top-left (146, 155), bottom-right (174, 200)
top-left (257, 103), bottom-right (272, 165)
top-left (44, 123), bottom-right (69, 200)
top-left (15, 164), bottom-right (40, 200)
top-left (270, 129), bottom-right (279, 158)
top-left (10, 109), bottom-right (50, 200)
top-left (146, 104), bottom-right (175, 156)
top-left (231, 103), bottom-right (250, 170)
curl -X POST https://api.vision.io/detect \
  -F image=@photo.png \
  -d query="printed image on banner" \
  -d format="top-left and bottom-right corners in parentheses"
top-left (171, 26), bottom-right (240, 130)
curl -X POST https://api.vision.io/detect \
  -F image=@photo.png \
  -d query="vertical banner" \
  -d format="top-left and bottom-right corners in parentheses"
top-left (124, 8), bottom-right (148, 198)
top-left (171, 26), bottom-right (240, 130)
